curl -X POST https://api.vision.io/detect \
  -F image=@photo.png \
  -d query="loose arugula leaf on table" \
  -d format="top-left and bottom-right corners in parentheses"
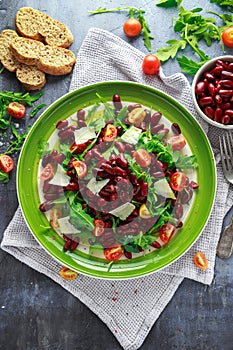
top-left (0, 170), bottom-right (9, 183)
top-left (156, 0), bottom-right (182, 8)
top-left (210, 0), bottom-right (233, 11)
top-left (3, 125), bottom-right (30, 155)
top-left (88, 6), bottom-right (154, 51)
top-left (177, 55), bottom-right (206, 74)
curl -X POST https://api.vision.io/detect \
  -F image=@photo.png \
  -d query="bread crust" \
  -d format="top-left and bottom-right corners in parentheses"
top-left (0, 30), bottom-right (46, 90)
top-left (11, 37), bottom-right (76, 76)
top-left (15, 7), bottom-right (73, 48)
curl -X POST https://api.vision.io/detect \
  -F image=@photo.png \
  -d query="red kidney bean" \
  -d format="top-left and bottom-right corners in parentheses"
top-left (198, 96), bottom-right (213, 107)
top-left (110, 193), bottom-right (118, 201)
top-left (214, 94), bottom-right (222, 104)
top-left (65, 182), bottom-right (79, 191)
top-left (104, 184), bottom-right (116, 193)
top-left (174, 203), bottom-right (183, 219)
top-left (44, 193), bottom-right (61, 200)
top-left (141, 182), bottom-right (148, 196)
top-left (125, 144), bottom-right (134, 152)
top-left (152, 171), bottom-right (165, 178)
top-left (77, 109), bottom-right (85, 120)
top-left (204, 106), bottom-right (214, 119)
top-left (151, 112), bottom-right (162, 126)
top-left (225, 109), bottom-right (233, 117)
top-left (127, 103), bottom-right (142, 111)
top-left (195, 81), bottom-right (206, 95)
top-left (214, 107), bottom-right (223, 123)
top-left (78, 119), bottom-right (87, 128)
top-left (56, 119), bottom-right (68, 130)
top-left (218, 102), bottom-right (231, 110)
top-left (221, 70), bottom-right (233, 81)
top-left (210, 66), bottom-right (223, 76)
top-left (116, 126), bottom-right (123, 135)
top-left (58, 128), bottom-right (75, 143)
top-left (39, 201), bottom-right (54, 212)
top-left (144, 109), bottom-right (151, 123)
top-left (204, 72), bottom-right (215, 82)
top-left (219, 80), bottom-right (233, 88)
top-left (157, 128), bottom-right (169, 137)
top-left (151, 241), bottom-right (161, 249)
top-left (112, 94), bottom-right (123, 110)
top-left (190, 181), bottom-right (199, 189)
top-left (171, 123), bottom-right (181, 135)
top-left (63, 240), bottom-right (72, 251)
top-left (151, 123), bottom-right (165, 134)
top-left (101, 163), bottom-right (115, 175)
top-left (115, 141), bottom-right (125, 152)
top-left (222, 115), bottom-right (231, 125)
top-left (124, 251), bottom-right (132, 259)
top-left (219, 89), bottom-right (233, 97)
top-left (207, 83), bottom-right (216, 95)
top-left (116, 153), bottom-right (128, 168)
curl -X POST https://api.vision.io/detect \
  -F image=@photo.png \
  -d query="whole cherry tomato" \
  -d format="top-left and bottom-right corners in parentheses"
top-left (221, 26), bottom-right (233, 48)
top-left (159, 223), bottom-right (176, 244)
top-left (123, 18), bottom-right (141, 37)
top-left (104, 245), bottom-right (123, 261)
top-left (132, 148), bottom-right (151, 167)
top-left (0, 154), bottom-right (14, 173)
top-left (7, 102), bottom-right (26, 119)
top-left (142, 54), bottom-right (160, 75)
top-left (170, 171), bottom-right (188, 192)
top-left (103, 124), bottom-right (117, 142)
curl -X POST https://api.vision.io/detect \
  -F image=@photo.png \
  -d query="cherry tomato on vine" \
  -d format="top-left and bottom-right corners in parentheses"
top-left (221, 26), bottom-right (233, 48)
top-left (104, 245), bottom-right (123, 261)
top-left (170, 171), bottom-right (188, 192)
top-left (103, 124), bottom-right (117, 142)
top-left (123, 18), bottom-right (142, 37)
top-left (0, 154), bottom-right (14, 173)
top-left (132, 148), bottom-right (151, 167)
top-left (7, 102), bottom-right (26, 119)
top-left (142, 54), bottom-right (160, 75)
top-left (159, 223), bottom-right (176, 244)
top-left (40, 163), bottom-right (53, 181)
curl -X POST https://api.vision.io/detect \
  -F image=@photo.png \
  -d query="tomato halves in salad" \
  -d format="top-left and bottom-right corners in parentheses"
top-left (38, 93), bottom-right (199, 262)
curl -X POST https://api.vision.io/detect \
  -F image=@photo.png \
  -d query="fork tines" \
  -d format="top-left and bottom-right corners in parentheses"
top-left (219, 132), bottom-right (233, 173)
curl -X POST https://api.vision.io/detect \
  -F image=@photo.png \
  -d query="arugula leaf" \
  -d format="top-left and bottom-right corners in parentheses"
top-left (3, 126), bottom-right (30, 155)
top-left (30, 103), bottom-right (46, 118)
top-left (89, 6), bottom-right (154, 51)
top-left (156, 39), bottom-right (186, 62)
top-left (0, 170), bottom-right (9, 183)
top-left (177, 55), bottom-right (209, 75)
top-left (69, 200), bottom-right (94, 231)
top-left (156, 0), bottom-right (180, 8)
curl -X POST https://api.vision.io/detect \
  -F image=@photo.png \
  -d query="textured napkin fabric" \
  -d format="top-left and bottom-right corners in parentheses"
top-left (1, 28), bottom-right (232, 350)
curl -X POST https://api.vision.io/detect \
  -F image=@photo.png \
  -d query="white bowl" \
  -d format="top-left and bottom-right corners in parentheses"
top-left (192, 55), bottom-right (233, 129)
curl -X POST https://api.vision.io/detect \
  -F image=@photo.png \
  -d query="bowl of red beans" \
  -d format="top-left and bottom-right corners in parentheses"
top-left (192, 56), bottom-right (233, 129)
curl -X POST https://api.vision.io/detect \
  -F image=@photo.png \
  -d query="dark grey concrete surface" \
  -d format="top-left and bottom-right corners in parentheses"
top-left (0, 1), bottom-right (233, 349)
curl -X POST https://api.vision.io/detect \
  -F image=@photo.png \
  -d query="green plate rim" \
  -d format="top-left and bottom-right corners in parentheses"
top-left (17, 81), bottom-right (216, 280)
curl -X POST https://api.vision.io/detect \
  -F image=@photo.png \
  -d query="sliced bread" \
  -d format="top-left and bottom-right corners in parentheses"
top-left (15, 7), bottom-right (73, 48)
top-left (10, 37), bottom-right (76, 75)
top-left (0, 30), bottom-right (46, 90)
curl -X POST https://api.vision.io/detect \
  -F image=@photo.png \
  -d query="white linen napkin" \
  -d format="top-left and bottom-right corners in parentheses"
top-left (1, 28), bottom-right (231, 350)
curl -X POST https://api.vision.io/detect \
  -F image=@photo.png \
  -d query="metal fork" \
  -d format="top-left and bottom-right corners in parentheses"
top-left (217, 132), bottom-right (233, 259)
top-left (219, 132), bottom-right (233, 184)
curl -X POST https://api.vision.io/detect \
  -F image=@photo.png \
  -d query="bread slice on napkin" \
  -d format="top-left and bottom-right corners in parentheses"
top-left (15, 7), bottom-right (73, 48)
top-left (0, 29), bottom-right (46, 90)
top-left (10, 37), bottom-right (76, 75)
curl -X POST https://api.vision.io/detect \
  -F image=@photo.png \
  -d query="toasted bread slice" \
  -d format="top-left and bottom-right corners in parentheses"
top-left (0, 30), bottom-right (46, 90)
top-left (11, 37), bottom-right (76, 75)
top-left (15, 7), bottom-right (73, 48)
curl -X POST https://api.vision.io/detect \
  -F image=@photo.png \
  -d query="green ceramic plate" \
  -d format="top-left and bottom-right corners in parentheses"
top-left (17, 81), bottom-right (216, 279)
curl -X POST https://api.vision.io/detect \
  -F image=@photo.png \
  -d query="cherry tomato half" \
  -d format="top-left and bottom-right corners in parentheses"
top-left (132, 148), bottom-right (151, 167)
top-left (170, 171), bottom-right (188, 192)
top-left (103, 124), bottom-right (117, 142)
top-left (104, 245), bottom-right (123, 261)
top-left (167, 134), bottom-right (186, 151)
top-left (221, 26), bottom-right (233, 48)
top-left (0, 154), bottom-right (14, 173)
top-left (59, 266), bottom-right (78, 280)
top-left (193, 251), bottom-right (208, 270)
top-left (40, 163), bottom-right (53, 181)
top-left (73, 160), bottom-right (87, 178)
top-left (159, 223), bottom-right (176, 244)
top-left (7, 102), bottom-right (26, 119)
top-left (70, 142), bottom-right (87, 154)
top-left (93, 219), bottom-right (105, 237)
top-left (142, 54), bottom-right (160, 75)
top-left (123, 18), bottom-right (142, 37)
